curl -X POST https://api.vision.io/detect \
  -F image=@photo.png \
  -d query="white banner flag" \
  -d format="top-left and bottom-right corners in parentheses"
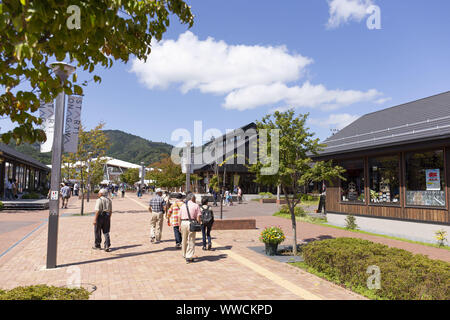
top-left (39, 101), bottom-right (55, 153)
top-left (64, 95), bottom-right (83, 153)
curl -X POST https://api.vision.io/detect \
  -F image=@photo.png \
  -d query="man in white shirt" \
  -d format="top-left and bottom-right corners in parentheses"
top-left (93, 189), bottom-right (113, 252)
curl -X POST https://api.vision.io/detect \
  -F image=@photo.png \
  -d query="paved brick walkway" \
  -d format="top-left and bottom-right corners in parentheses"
top-left (0, 194), bottom-right (364, 300)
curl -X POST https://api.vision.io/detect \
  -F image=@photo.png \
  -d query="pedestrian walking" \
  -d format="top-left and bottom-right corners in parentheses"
top-left (60, 183), bottom-right (71, 209)
top-left (120, 183), bottom-right (126, 198)
top-left (73, 182), bottom-right (79, 197)
top-left (179, 193), bottom-right (202, 263)
top-left (93, 189), bottom-right (113, 252)
top-left (200, 197), bottom-right (214, 251)
top-left (148, 188), bottom-right (166, 244)
top-left (5, 179), bottom-right (13, 200)
top-left (237, 186), bottom-right (243, 204)
top-left (11, 179), bottom-right (17, 199)
top-left (212, 189), bottom-right (218, 207)
top-left (167, 194), bottom-right (184, 248)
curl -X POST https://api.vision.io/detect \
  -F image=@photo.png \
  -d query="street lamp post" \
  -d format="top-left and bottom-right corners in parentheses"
top-left (46, 62), bottom-right (76, 269)
top-left (87, 152), bottom-right (93, 203)
top-left (185, 141), bottom-right (192, 193)
top-left (140, 162), bottom-right (145, 195)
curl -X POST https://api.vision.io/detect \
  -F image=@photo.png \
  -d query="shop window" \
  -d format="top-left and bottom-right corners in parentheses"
top-left (340, 159), bottom-right (365, 203)
top-left (369, 155), bottom-right (400, 204)
top-left (406, 150), bottom-right (446, 207)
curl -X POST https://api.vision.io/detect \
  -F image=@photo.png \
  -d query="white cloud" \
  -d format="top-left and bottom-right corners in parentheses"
top-left (326, 0), bottom-right (374, 29)
top-left (310, 113), bottom-right (360, 130)
top-left (131, 31), bottom-right (386, 111)
top-left (131, 31), bottom-right (312, 95)
top-left (223, 82), bottom-right (381, 111)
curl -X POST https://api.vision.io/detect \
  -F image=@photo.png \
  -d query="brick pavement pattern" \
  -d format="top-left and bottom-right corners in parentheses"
top-left (0, 194), bottom-right (365, 300)
top-left (1, 193), bottom-right (448, 300)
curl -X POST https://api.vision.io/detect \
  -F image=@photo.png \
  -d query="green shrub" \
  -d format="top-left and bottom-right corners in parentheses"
top-left (301, 238), bottom-right (450, 300)
top-left (0, 284), bottom-right (90, 300)
top-left (345, 215), bottom-right (358, 230)
top-left (259, 192), bottom-right (274, 199)
top-left (278, 204), bottom-right (305, 217)
top-left (0, 201), bottom-right (3, 210)
top-left (21, 192), bottom-right (41, 200)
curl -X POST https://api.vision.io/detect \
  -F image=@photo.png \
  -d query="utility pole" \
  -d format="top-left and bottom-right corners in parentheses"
top-left (46, 62), bottom-right (75, 269)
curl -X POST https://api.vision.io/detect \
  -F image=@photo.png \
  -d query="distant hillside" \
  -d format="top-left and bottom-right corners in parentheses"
top-left (103, 130), bottom-right (173, 165)
top-left (5, 130), bottom-right (173, 166)
top-left (6, 142), bottom-right (52, 165)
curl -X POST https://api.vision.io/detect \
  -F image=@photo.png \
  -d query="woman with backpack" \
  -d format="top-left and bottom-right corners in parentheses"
top-left (200, 197), bottom-right (214, 251)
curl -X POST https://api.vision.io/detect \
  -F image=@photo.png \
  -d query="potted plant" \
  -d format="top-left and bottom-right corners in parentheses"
top-left (259, 226), bottom-right (285, 256)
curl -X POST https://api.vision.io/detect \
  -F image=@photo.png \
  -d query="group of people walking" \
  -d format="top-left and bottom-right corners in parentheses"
top-left (92, 188), bottom-right (215, 264)
top-left (210, 186), bottom-right (243, 206)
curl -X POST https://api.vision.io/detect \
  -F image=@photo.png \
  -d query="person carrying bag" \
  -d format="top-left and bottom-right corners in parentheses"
top-left (179, 193), bottom-right (202, 263)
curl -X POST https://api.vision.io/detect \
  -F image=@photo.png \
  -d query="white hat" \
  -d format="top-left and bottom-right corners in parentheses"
top-left (155, 188), bottom-right (162, 193)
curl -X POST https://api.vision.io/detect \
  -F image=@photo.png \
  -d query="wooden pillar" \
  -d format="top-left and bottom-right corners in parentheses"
top-left (445, 147), bottom-right (450, 224)
top-left (399, 152), bottom-right (406, 220)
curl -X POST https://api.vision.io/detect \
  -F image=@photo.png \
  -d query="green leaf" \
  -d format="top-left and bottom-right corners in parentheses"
top-left (20, 0), bottom-right (27, 6)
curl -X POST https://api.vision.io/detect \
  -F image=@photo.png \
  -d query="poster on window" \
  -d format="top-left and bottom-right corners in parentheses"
top-left (426, 169), bottom-right (441, 190)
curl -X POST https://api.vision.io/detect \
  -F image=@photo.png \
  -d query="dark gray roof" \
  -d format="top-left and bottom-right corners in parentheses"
top-left (0, 144), bottom-right (50, 171)
top-left (317, 91), bottom-right (450, 157)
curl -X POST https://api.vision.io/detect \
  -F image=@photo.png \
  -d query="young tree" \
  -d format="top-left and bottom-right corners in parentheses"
top-left (146, 154), bottom-right (186, 191)
top-left (62, 122), bottom-right (110, 214)
top-left (249, 110), bottom-right (345, 254)
top-left (120, 168), bottom-right (140, 186)
top-left (0, 0), bottom-right (194, 145)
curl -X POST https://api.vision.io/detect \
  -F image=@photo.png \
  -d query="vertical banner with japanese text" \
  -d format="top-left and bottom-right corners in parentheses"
top-left (39, 101), bottom-right (55, 153)
top-left (64, 95), bottom-right (83, 153)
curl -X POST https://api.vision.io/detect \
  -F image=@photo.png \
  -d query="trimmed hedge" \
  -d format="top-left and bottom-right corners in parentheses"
top-left (278, 204), bottom-right (305, 217)
top-left (0, 285), bottom-right (90, 300)
top-left (21, 192), bottom-right (41, 199)
top-left (301, 238), bottom-right (450, 300)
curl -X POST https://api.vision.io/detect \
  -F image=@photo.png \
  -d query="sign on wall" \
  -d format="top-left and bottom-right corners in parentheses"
top-left (63, 95), bottom-right (83, 153)
top-left (39, 101), bottom-right (55, 153)
top-left (426, 169), bottom-right (441, 191)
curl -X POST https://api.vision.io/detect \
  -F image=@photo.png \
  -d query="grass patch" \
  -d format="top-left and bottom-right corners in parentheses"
top-left (0, 284), bottom-right (90, 300)
top-left (273, 211), bottom-right (450, 251)
top-left (291, 238), bottom-right (450, 300)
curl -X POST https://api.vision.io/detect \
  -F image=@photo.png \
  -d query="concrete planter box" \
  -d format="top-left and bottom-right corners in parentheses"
top-left (259, 198), bottom-right (276, 203)
top-left (213, 219), bottom-right (256, 230)
top-left (276, 199), bottom-right (287, 205)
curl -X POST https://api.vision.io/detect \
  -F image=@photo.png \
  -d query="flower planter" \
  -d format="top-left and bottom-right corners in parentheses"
top-left (264, 242), bottom-right (279, 256)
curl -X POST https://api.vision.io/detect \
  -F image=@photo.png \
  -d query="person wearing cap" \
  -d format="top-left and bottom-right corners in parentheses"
top-left (148, 188), bottom-right (166, 243)
top-left (93, 188), bottom-right (113, 251)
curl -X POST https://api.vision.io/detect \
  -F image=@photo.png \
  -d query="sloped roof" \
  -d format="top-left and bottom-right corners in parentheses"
top-left (0, 144), bottom-right (50, 171)
top-left (317, 91), bottom-right (450, 156)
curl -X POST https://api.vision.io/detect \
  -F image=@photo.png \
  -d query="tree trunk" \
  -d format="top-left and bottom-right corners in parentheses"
top-left (282, 185), bottom-right (298, 255)
top-left (80, 168), bottom-right (84, 216)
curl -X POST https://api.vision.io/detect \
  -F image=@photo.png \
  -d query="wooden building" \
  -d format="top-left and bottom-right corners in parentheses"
top-left (312, 92), bottom-right (450, 241)
top-left (190, 123), bottom-right (276, 194)
top-left (0, 144), bottom-right (50, 199)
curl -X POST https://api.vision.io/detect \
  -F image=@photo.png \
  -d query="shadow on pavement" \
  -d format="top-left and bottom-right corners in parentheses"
top-left (195, 254), bottom-right (228, 262)
top-left (302, 235), bottom-right (334, 243)
top-left (58, 246), bottom-right (180, 268)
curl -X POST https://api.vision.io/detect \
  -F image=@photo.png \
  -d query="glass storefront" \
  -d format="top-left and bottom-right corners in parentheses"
top-left (405, 149), bottom-right (446, 207)
top-left (340, 159), bottom-right (365, 203)
top-left (369, 155), bottom-right (400, 204)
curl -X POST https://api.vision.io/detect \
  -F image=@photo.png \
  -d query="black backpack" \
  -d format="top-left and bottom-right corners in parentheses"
top-left (201, 205), bottom-right (214, 224)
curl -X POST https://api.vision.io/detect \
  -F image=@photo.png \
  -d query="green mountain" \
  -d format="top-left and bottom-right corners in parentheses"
top-left (6, 130), bottom-right (173, 166)
top-left (103, 130), bottom-right (173, 165)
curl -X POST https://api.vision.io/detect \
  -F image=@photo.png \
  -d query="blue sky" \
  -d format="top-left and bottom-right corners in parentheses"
top-left (3, 0), bottom-right (450, 148)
